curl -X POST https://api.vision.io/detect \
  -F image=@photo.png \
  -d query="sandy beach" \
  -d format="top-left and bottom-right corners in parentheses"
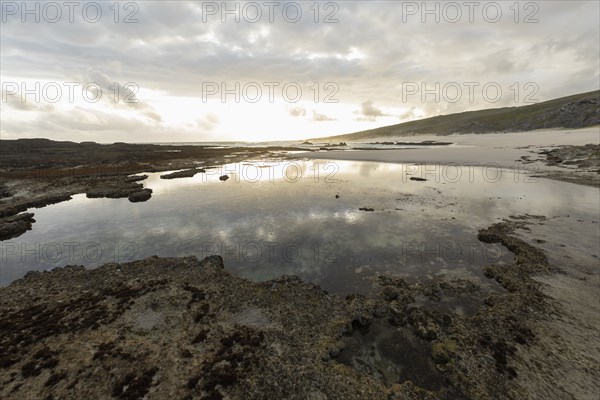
top-left (301, 127), bottom-right (600, 186)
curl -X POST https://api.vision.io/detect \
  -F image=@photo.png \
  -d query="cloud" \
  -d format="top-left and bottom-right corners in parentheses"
top-left (2, 92), bottom-right (55, 112)
top-left (197, 113), bottom-right (220, 131)
top-left (80, 69), bottom-right (163, 124)
top-left (398, 107), bottom-right (418, 121)
top-left (354, 100), bottom-right (391, 121)
top-left (361, 100), bottom-right (388, 117)
top-left (0, 1), bottom-right (598, 141)
top-left (312, 110), bottom-right (336, 122)
top-left (288, 107), bottom-right (306, 117)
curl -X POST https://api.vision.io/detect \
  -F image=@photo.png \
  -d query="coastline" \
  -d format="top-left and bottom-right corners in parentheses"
top-left (0, 142), bottom-right (301, 240)
top-left (0, 131), bottom-right (598, 399)
top-left (299, 127), bottom-right (600, 187)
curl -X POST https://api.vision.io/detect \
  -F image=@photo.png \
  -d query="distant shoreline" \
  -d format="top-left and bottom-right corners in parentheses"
top-left (299, 127), bottom-right (600, 188)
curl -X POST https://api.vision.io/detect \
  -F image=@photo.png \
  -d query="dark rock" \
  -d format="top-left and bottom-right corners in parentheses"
top-left (0, 212), bottom-right (36, 240)
top-left (125, 174), bottom-right (148, 183)
top-left (381, 286), bottom-right (399, 301)
top-left (219, 175), bottom-right (229, 181)
top-left (128, 189), bottom-right (152, 203)
top-left (160, 169), bottom-right (205, 180)
top-left (0, 183), bottom-right (11, 199)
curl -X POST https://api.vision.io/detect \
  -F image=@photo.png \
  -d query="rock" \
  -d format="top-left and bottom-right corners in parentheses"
top-left (359, 207), bottom-right (374, 212)
top-left (219, 175), bottom-right (229, 181)
top-left (329, 348), bottom-right (342, 358)
top-left (335, 194), bottom-right (340, 199)
top-left (431, 340), bottom-right (458, 364)
top-left (381, 286), bottom-right (399, 301)
top-left (409, 177), bottom-right (428, 182)
top-left (0, 212), bottom-right (36, 240)
top-left (126, 174), bottom-right (149, 183)
top-left (0, 183), bottom-right (12, 199)
top-left (407, 308), bottom-right (440, 341)
top-left (128, 188), bottom-right (153, 203)
top-left (160, 169), bottom-right (205, 180)
top-left (87, 186), bottom-right (138, 199)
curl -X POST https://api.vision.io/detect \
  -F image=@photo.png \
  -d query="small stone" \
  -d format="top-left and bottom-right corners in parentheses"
top-left (381, 286), bottom-right (399, 301)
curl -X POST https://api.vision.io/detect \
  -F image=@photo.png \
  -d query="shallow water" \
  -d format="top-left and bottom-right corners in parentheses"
top-left (1, 160), bottom-right (598, 294)
top-left (337, 319), bottom-right (444, 391)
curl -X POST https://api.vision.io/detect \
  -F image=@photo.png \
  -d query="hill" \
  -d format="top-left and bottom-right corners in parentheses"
top-left (314, 90), bottom-right (599, 141)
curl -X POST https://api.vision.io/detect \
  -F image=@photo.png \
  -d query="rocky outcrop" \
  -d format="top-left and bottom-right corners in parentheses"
top-left (160, 169), bottom-right (206, 180)
top-left (128, 189), bottom-right (153, 203)
top-left (0, 212), bottom-right (35, 240)
top-left (1, 216), bottom-right (584, 399)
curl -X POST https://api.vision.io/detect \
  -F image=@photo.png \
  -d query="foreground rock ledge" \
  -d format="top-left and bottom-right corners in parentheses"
top-left (0, 255), bottom-right (426, 400)
top-left (0, 220), bottom-right (592, 400)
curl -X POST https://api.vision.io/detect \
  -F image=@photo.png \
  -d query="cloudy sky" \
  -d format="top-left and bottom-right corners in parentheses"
top-left (1, 0), bottom-right (598, 142)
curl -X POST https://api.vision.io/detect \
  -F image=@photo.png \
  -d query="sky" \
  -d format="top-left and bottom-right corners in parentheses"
top-left (1, 0), bottom-right (599, 142)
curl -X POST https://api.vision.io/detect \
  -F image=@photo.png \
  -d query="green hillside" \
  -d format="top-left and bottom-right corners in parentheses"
top-left (314, 90), bottom-right (599, 141)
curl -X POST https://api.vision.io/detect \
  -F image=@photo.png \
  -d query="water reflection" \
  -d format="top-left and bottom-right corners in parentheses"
top-left (1, 160), bottom-right (597, 295)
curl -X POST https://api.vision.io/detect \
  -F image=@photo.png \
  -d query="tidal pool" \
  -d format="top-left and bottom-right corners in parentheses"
top-left (1, 160), bottom-right (598, 295)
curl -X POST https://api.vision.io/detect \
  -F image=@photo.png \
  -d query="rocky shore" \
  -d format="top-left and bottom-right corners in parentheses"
top-left (0, 139), bottom-right (302, 240)
top-left (533, 143), bottom-right (600, 187)
top-left (1, 216), bottom-right (596, 400)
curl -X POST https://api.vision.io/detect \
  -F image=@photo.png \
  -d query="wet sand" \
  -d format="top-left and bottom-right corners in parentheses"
top-left (301, 127), bottom-right (600, 187)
